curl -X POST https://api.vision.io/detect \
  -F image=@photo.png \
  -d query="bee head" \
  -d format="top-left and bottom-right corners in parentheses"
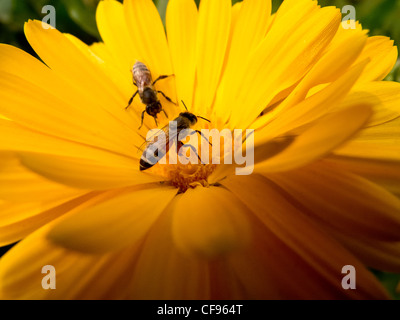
top-left (180, 112), bottom-right (198, 125)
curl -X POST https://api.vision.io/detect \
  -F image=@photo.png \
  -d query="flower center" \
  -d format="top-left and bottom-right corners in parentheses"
top-left (153, 162), bottom-right (217, 193)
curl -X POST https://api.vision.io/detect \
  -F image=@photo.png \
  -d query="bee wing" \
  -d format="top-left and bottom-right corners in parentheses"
top-left (137, 123), bottom-right (171, 154)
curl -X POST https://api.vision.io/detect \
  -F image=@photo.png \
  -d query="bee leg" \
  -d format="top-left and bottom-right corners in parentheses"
top-left (157, 91), bottom-right (178, 105)
top-left (138, 110), bottom-right (146, 130)
top-left (126, 90), bottom-right (138, 110)
top-left (152, 74), bottom-right (174, 86)
top-left (162, 109), bottom-right (168, 118)
top-left (191, 130), bottom-right (213, 147)
top-left (154, 116), bottom-right (159, 127)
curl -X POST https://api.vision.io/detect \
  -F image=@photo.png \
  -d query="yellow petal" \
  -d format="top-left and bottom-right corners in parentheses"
top-left (65, 33), bottom-right (134, 112)
top-left (23, 20), bottom-right (133, 125)
top-left (172, 186), bottom-right (251, 258)
top-left (326, 155), bottom-right (400, 198)
top-left (96, 0), bottom-right (138, 72)
top-left (47, 186), bottom-right (177, 253)
top-left (0, 120), bottom-right (158, 189)
top-left (256, 104), bottom-right (372, 172)
top-left (208, 135), bottom-right (295, 185)
top-left (227, 5), bottom-right (341, 129)
top-left (0, 151), bottom-right (83, 202)
top-left (335, 117), bottom-right (400, 161)
top-left (0, 119), bottom-right (136, 160)
top-left (129, 208), bottom-right (210, 299)
top-left (252, 29), bottom-right (368, 130)
top-left (267, 161), bottom-right (400, 242)
top-left (124, 0), bottom-right (172, 75)
top-left (0, 192), bottom-right (95, 247)
top-left (355, 36), bottom-right (398, 83)
top-left (213, 0), bottom-right (271, 123)
top-left (0, 221), bottom-right (145, 299)
top-left (0, 72), bottom-right (141, 157)
top-left (193, 0), bottom-right (231, 115)
top-left (0, 43), bottom-right (142, 153)
top-left (123, 0), bottom-right (177, 119)
top-left (222, 174), bottom-right (390, 299)
top-left (166, 0), bottom-right (198, 113)
top-left (18, 152), bottom-right (159, 190)
top-left (255, 60), bottom-right (368, 143)
top-left (338, 81), bottom-right (400, 126)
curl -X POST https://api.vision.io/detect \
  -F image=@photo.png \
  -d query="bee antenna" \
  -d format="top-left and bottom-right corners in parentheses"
top-left (198, 116), bottom-right (211, 123)
top-left (181, 100), bottom-right (188, 111)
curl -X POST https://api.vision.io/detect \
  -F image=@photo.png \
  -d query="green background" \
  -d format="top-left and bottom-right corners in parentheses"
top-left (0, 0), bottom-right (399, 299)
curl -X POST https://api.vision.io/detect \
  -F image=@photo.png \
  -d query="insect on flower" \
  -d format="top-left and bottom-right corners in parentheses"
top-left (126, 61), bottom-right (177, 129)
top-left (139, 101), bottom-right (212, 171)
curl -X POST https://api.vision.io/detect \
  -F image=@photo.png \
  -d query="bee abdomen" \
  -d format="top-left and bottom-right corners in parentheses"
top-left (139, 158), bottom-right (154, 171)
top-left (132, 61), bottom-right (152, 87)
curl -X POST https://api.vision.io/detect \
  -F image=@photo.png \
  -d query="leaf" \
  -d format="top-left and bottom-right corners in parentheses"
top-left (61, 0), bottom-right (100, 39)
top-left (0, 0), bottom-right (13, 24)
top-left (372, 269), bottom-right (400, 300)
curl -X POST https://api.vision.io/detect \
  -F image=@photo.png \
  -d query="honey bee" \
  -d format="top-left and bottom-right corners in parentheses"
top-left (139, 101), bottom-right (211, 171)
top-left (126, 61), bottom-right (176, 129)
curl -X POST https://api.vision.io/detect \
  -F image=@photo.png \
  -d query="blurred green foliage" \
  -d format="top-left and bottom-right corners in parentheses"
top-left (1, 0), bottom-right (400, 51)
top-left (0, 0), bottom-right (101, 56)
top-left (372, 269), bottom-right (400, 300)
top-left (0, 0), bottom-right (400, 299)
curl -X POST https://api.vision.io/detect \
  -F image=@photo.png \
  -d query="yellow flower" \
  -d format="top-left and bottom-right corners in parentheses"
top-left (0, 0), bottom-right (400, 299)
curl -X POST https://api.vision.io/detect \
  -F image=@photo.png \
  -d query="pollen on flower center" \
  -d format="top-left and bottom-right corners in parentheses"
top-left (155, 163), bottom-right (217, 193)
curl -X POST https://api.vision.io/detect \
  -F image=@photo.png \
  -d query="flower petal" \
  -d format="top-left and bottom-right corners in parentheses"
top-left (23, 20), bottom-right (134, 125)
top-left (129, 208), bottom-right (210, 299)
top-left (124, 0), bottom-right (177, 120)
top-left (0, 120), bottom-right (158, 190)
top-left (0, 151), bottom-right (82, 202)
top-left (252, 29), bottom-right (368, 130)
top-left (193, 0), bottom-right (231, 115)
top-left (0, 222), bottom-right (144, 299)
top-left (172, 186), bottom-right (251, 258)
top-left (47, 186), bottom-right (177, 253)
top-left (227, 4), bottom-right (341, 129)
top-left (0, 43), bottom-right (142, 153)
top-left (124, 0), bottom-right (172, 75)
top-left (355, 36), bottom-right (398, 83)
top-left (332, 231), bottom-right (400, 273)
top-left (256, 104), bottom-right (372, 172)
top-left (222, 174), bottom-right (390, 299)
top-left (96, 0), bottom-right (138, 72)
top-left (0, 119), bottom-right (136, 160)
top-left (166, 0), bottom-right (198, 113)
top-left (335, 117), bottom-right (400, 161)
top-left (213, 0), bottom-right (271, 123)
top-left (255, 60), bottom-right (368, 143)
top-left (0, 192), bottom-right (95, 247)
top-left (326, 155), bottom-right (400, 198)
top-left (18, 152), bottom-right (159, 190)
top-left (338, 81), bottom-right (400, 126)
top-left (267, 161), bottom-right (400, 242)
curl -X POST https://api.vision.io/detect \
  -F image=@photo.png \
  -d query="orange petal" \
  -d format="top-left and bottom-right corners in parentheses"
top-left (267, 161), bottom-right (400, 241)
top-left (222, 174), bottom-right (390, 299)
top-left (256, 104), bottom-right (372, 172)
top-left (172, 186), bottom-right (251, 258)
top-left (47, 186), bottom-right (177, 253)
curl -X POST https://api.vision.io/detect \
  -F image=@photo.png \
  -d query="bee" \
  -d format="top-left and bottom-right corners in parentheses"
top-left (126, 61), bottom-right (176, 129)
top-left (139, 101), bottom-right (211, 171)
